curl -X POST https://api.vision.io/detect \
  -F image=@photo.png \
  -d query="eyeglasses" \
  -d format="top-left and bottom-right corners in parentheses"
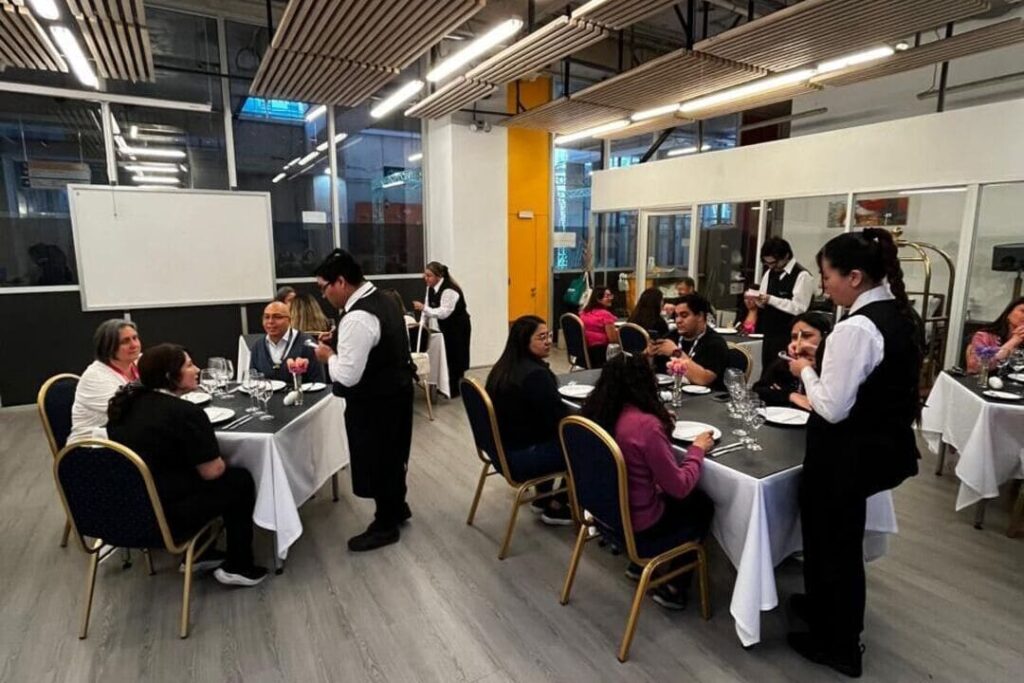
top-left (762, 259), bottom-right (778, 268)
top-left (263, 314), bottom-right (289, 321)
top-left (534, 333), bottom-right (552, 342)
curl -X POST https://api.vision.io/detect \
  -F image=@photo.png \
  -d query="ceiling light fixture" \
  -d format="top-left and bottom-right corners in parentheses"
top-left (894, 41), bottom-right (910, 51)
top-left (50, 26), bottom-right (98, 88)
top-left (679, 69), bottom-right (815, 114)
top-left (298, 151), bottom-right (319, 166)
top-left (315, 133), bottom-right (348, 152)
top-left (271, 172), bottom-right (286, 183)
top-left (408, 152), bottom-right (423, 162)
top-left (665, 143), bottom-right (712, 157)
top-left (631, 104), bottom-right (681, 122)
top-left (815, 46), bottom-right (895, 75)
top-left (305, 104), bottom-right (327, 122)
top-left (283, 156), bottom-right (301, 169)
top-left (120, 145), bottom-right (186, 159)
top-left (28, 0), bottom-right (60, 20)
top-left (123, 164), bottom-right (179, 174)
top-left (426, 19), bottom-right (524, 83)
top-left (382, 179), bottom-right (405, 189)
top-left (129, 124), bottom-right (139, 139)
top-left (371, 80), bottom-right (424, 119)
top-left (131, 175), bottom-right (180, 185)
top-left (554, 120), bottom-right (630, 145)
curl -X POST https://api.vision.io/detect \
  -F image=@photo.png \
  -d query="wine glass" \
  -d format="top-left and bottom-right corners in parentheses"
top-left (744, 399), bottom-right (767, 451)
top-left (223, 360), bottom-right (235, 388)
top-left (731, 390), bottom-right (751, 438)
top-left (1011, 349), bottom-right (1024, 375)
top-left (199, 369), bottom-right (219, 397)
top-left (243, 369), bottom-right (262, 414)
top-left (257, 380), bottom-right (274, 421)
top-left (208, 357), bottom-right (228, 397)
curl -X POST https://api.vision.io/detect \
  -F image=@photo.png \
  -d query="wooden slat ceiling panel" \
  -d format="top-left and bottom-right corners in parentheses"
top-left (404, 77), bottom-right (495, 118)
top-left (499, 97), bottom-right (632, 134)
top-left (466, 16), bottom-right (608, 84)
top-left (593, 113), bottom-right (691, 140)
top-left (695, 0), bottom-right (990, 73)
top-left (252, 47), bottom-right (398, 107)
top-left (814, 18), bottom-right (1024, 87)
top-left (0, 2), bottom-right (67, 72)
top-left (572, 0), bottom-right (682, 31)
top-left (573, 49), bottom-right (765, 112)
top-left (675, 82), bottom-right (821, 121)
top-left (66, 0), bottom-right (153, 82)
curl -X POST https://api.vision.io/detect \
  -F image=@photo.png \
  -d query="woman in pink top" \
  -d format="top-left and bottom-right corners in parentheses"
top-left (581, 353), bottom-right (714, 610)
top-left (579, 287), bottom-right (619, 368)
top-left (965, 297), bottom-right (1024, 374)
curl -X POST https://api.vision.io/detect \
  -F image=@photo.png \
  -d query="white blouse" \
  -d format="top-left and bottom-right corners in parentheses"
top-left (68, 360), bottom-right (133, 443)
top-left (422, 278), bottom-right (460, 321)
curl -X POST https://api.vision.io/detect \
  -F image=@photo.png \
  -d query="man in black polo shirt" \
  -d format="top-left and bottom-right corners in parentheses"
top-left (649, 293), bottom-right (729, 389)
top-left (313, 249), bottom-right (416, 551)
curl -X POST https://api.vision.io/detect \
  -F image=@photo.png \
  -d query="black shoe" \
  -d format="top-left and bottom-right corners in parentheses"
top-left (179, 548), bottom-right (227, 573)
top-left (651, 584), bottom-right (688, 611)
top-left (400, 503), bottom-right (412, 525)
top-left (540, 504), bottom-right (574, 527)
top-left (624, 562), bottom-right (643, 581)
top-left (348, 525), bottom-right (400, 552)
top-left (787, 632), bottom-right (864, 678)
top-left (788, 593), bottom-right (810, 624)
top-left (213, 564), bottom-right (268, 587)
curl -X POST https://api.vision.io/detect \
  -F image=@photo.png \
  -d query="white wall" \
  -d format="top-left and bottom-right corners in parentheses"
top-left (425, 117), bottom-right (509, 367)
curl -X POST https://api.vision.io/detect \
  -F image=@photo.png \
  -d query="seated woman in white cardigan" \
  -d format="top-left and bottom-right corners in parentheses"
top-left (68, 319), bottom-right (143, 443)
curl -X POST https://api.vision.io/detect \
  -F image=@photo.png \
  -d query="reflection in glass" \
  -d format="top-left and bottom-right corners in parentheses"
top-left (554, 140), bottom-right (600, 271)
top-left (697, 202), bottom-right (759, 321)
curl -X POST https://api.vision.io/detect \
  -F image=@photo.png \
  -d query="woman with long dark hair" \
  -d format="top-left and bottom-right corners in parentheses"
top-left (753, 311), bottom-right (833, 408)
top-left (485, 316), bottom-right (572, 524)
top-left (627, 287), bottom-right (669, 339)
top-left (106, 344), bottom-right (266, 587)
top-left (965, 296), bottom-right (1024, 374)
top-left (785, 228), bottom-right (922, 676)
top-left (415, 261), bottom-right (471, 397)
top-left (580, 286), bottom-right (619, 367)
top-left (581, 353), bottom-right (714, 610)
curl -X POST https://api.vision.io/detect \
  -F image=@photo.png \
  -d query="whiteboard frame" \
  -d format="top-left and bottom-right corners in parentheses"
top-left (68, 184), bottom-right (276, 312)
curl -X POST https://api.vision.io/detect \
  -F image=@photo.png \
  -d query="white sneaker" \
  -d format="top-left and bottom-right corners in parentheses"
top-left (213, 565), bottom-right (268, 587)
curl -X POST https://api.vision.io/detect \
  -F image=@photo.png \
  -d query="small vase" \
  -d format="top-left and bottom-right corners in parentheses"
top-left (292, 373), bottom-right (304, 405)
top-left (976, 363), bottom-right (990, 389)
top-left (672, 375), bottom-right (684, 408)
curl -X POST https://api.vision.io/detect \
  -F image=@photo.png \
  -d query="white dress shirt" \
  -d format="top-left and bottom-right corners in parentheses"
top-left (68, 360), bottom-right (132, 443)
top-left (327, 281), bottom-right (381, 387)
top-left (759, 260), bottom-right (815, 316)
top-left (800, 285), bottom-right (892, 424)
top-left (422, 278), bottom-right (460, 320)
top-left (265, 328), bottom-right (297, 365)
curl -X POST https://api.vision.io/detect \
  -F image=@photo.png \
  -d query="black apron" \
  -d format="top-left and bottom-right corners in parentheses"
top-left (759, 263), bottom-right (808, 375)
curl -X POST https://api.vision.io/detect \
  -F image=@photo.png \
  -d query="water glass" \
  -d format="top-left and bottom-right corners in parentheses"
top-left (199, 369), bottom-right (218, 396)
top-left (208, 357), bottom-right (229, 397)
top-left (257, 380), bottom-right (274, 421)
top-left (243, 370), bottom-right (262, 414)
top-left (744, 399), bottom-right (767, 451)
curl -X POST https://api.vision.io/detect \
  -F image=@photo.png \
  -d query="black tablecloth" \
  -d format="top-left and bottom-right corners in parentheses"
top-left (208, 383), bottom-right (333, 434)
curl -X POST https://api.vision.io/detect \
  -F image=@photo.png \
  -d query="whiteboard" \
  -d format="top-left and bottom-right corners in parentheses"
top-left (68, 185), bottom-right (276, 311)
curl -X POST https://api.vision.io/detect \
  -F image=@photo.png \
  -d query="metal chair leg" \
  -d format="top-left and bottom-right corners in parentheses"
top-left (618, 561), bottom-right (657, 663)
top-left (973, 499), bottom-right (988, 530)
top-left (697, 546), bottom-right (711, 620)
top-left (935, 441), bottom-right (948, 475)
top-left (1008, 481), bottom-right (1024, 538)
top-left (60, 519), bottom-right (71, 548)
top-left (331, 473), bottom-right (340, 502)
top-left (466, 462), bottom-right (489, 526)
top-left (422, 381), bottom-right (434, 421)
top-left (78, 552), bottom-right (100, 639)
top-left (180, 540), bottom-right (197, 638)
top-left (497, 486), bottom-right (527, 560)
top-left (560, 523), bottom-right (589, 605)
top-left (143, 549), bottom-right (156, 576)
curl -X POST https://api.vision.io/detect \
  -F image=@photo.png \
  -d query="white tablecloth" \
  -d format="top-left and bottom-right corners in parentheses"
top-left (920, 372), bottom-right (1024, 510)
top-left (696, 458), bottom-right (897, 647)
top-left (217, 394), bottom-right (350, 559)
top-left (425, 331), bottom-right (451, 398)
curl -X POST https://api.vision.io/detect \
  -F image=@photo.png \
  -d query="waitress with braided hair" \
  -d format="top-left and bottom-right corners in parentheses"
top-left (414, 261), bottom-right (472, 397)
top-left (785, 228), bottom-right (923, 678)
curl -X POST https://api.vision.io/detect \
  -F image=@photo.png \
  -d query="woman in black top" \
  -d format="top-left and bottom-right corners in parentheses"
top-left (627, 287), bottom-right (670, 339)
top-left (753, 312), bottom-right (832, 408)
top-left (415, 261), bottom-right (471, 397)
top-left (106, 344), bottom-right (266, 587)
top-left (485, 315), bottom-right (572, 525)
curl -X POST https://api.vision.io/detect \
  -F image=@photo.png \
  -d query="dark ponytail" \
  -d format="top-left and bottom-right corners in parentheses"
top-left (426, 261), bottom-right (462, 293)
top-left (107, 344), bottom-right (189, 424)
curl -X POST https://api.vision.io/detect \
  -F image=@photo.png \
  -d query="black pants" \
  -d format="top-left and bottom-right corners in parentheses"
top-left (635, 490), bottom-right (714, 588)
top-left (506, 440), bottom-right (568, 506)
top-left (588, 344), bottom-right (609, 369)
top-left (344, 387), bottom-right (413, 529)
top-left (164, 467), bottom-right (256, 570)
top-left (799, 460), bottom-right (867, 647)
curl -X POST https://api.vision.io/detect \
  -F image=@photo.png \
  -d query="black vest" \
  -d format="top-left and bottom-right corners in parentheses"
top-left (428, 280), bottom-right (470, 336)
top-left (331, 288), bottom-right (416, 400)
top-left (761, 262), bottom-right (808, 338)
top-left (806, 299), bottom-right (921, 496)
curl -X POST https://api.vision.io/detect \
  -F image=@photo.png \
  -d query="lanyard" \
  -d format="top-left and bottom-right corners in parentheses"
top-left (680, 329), bottom-right (705, 359)
top-left (269, 329), bottom-right (297, 367)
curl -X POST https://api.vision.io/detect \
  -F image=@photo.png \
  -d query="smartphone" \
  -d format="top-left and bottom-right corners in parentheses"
top-left (778, 351), bottom-right (798, 362)
top-left (304, 339), bottom-right (319, 349)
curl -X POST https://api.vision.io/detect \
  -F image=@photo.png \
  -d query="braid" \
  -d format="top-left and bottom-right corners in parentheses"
top-left (864, 228), bottom-right (924, 352)
top-left (107, 382), bottom-right (148, 424)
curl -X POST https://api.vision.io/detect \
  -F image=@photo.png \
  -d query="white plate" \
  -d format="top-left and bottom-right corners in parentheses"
top-left (982, 389), bottom-right (1023, 401)
top-left (301, 382), bottom-right (327, 392)
top-left (238, 379), bottom-right (287, 393)
top-left (203, 407), bottom-right (236, 424)
top-left (759, 406), bottom-right (810, 426)
top-left (655, 373), bottom-right (674, 386)
top-left (745, 333), bottom-right (765, 339)
top-left (1007, 373), bottom-right (1024, 383)
top-left (672, 421), bottom-right (721, 441)
top-left (681, 385), bottom-right (711, 395)
top-left (181, 391), bottom-right (211, 405)
top-left (714, 328), bottom-right (738, 335)
top-left (559, 384), bottom-right (595, 399)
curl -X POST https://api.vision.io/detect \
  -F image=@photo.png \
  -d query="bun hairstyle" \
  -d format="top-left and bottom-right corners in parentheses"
top-left (107, 343), bottom-right (189, 423)
top-left (426, 260), bottom-right (462, 292)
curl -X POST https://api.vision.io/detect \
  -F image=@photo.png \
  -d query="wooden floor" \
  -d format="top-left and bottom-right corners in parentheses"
top-left (2, 364), bottom-right (1023, 683)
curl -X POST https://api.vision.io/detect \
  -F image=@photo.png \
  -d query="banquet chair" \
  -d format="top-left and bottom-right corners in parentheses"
top-left (54, 439), bottom-right (223, 639)
top-left (1009, 484), bottom-right (1024, 538)
top-left (460, 378), bottom-right (568, 559)
top-left (726, 343), bottom-right (753, 384)
top-left (560, 313), bottom-right (591, 371)
top-left (408, 325), bottom-right (434, 421)
top-left (557, 416), bottom-right (710, 662)
top-left (617, 323), bottom-right (650, 357)
top-left (37, 373), bottom-right (79, 547)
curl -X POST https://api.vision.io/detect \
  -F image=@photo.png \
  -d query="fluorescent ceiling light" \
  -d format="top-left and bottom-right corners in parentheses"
top-left (50, 26), bottom-right (98, 88)
top-left (271, 172), bottom-right (286, 183)
top-left (283, 156), bottom-right (301, 169)
top-left (898, 187), bottom-right (967, 195)
top-left (426, 19), bottom-right (523, 82)
top-left (679, 69), bottom-right (815, 114)
top-left (554, 120), bottom-right (630, 145)
top-left (315, 133), bottom-right (348, 152)
top-left (631, 104), bottom-right (681, 122)
top-left (665, 143), bottom-right (711, 157)
top-left (322, 167), bottom-right (332, 175)
top-left (305, 104), bottom-right (326, 122)
top-left (573, 0), bottom-right (617, 19)
top-left (815, 46), bottom-right (895, 75)
top-left (408, 152), bottom-right (423, 162)
top-left (298, 151), bottom-right (319, 166)
top-left (371, 80), bottom-right (424, 119)
top-left (28, 0), bottom-right (60, 20)
top-left (120, 145), bottom-right (186, 159)
top-left (131, 175), bottom-right (179, 185)
top-left (382, 179), bottom-right (405, 189)
top-left (123, 164), bottom-right (179, 174)
top-left (895, 41), bottom-right (910, 51)
top-left (129, 124), bottom-right (139, 139)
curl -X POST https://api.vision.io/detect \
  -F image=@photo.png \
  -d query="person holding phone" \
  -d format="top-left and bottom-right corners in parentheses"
top-left (749, 237), bottom-right (815, 377)
top-left (753, 312), bottom-right (833, 410)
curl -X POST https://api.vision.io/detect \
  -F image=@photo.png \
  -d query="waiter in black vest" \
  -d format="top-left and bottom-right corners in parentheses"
top-left (785, 229), bottom-right (921, 677)
top-left (414, 261), bottom-right (471, 397)
top-left (314, 249), bottom-right (416, 552)
top-left (748, 237), bottom-right (815, 378)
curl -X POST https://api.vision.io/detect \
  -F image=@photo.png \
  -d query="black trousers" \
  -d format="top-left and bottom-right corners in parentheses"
top-left (635, 490), bottom-right (714, 589)
top-left (164, 467), bottom-right (256, 570)
top-left (344, 386), bottom-right (413, 529)
top-left (440, 319), bottom-right (471, 397)
top-left (799, 457), bottom-right (868, 647)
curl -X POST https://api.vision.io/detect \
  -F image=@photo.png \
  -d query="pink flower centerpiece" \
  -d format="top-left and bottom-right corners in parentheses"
top-left (286, 357), bottom-right (309, 405)
top-left (666, 357), bottom-right (688, 407)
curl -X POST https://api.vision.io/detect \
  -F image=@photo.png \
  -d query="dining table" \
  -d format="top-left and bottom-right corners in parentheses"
top-left (556, 369), bottom-right (897, 647)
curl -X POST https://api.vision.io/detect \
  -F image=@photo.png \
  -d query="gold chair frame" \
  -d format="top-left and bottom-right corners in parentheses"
top-left (617, 322), bottom-right (651, 356)
top-left (462, 378), bottom-right (570, 560)
top-left (37, 373), bottom-right (80, 548)
top-left (726, 342), bottom-right (754, 385)
top-left (559, 313), bottom-right (591, 371)
top-left (54, 439), bottom-right (223, 639)
top-left (557, 416), bottom-right (710, 663)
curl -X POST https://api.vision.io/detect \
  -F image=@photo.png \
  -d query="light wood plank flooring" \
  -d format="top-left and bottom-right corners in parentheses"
top-left (2, 364), bottom-right (1022, 682)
